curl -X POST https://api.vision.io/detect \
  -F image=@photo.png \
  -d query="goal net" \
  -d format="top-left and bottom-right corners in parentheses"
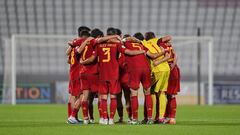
top-left (1, 35), bottom-right (214, 105)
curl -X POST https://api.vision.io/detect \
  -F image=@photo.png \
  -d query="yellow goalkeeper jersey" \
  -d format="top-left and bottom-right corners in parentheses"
top-left (142, 38), bottom-right (170, 72)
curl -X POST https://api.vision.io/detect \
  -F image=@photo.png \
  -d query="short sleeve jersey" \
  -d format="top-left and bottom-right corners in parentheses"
top-left (124, 41), bottom-right (150, 71)
top-left (95, 42), bottom-right (126, 81)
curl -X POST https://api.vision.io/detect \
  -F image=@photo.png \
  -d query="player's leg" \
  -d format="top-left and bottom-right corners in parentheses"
top-left (142, 69), bottom-right (153, 124)
top-left (88, 92), bottom-right (95, 123)
top-left (116, 91), bottom-right (124, 123)
top-left (123, 87), bottom-right (132, 123)
top-left (156, 71), bottom-right (169, 123)
top-left (98, 93), bottom-right (104, 123)
top-left (81, 90), bottom-right (89, 124)
top-left (167, 94), bottom-right (177, 124)
top-left (68, 94), bottom-right (83, 124)
top-left (100, 94), bottom-right (108, 125)
top-left (130, 88), bottom-right (139, 124)
top-left (108, 80), bottom-right (121, 125)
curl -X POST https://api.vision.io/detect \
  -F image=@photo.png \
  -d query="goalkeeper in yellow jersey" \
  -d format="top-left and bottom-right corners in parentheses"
top-left (142, 32), bottom-right (171, 124)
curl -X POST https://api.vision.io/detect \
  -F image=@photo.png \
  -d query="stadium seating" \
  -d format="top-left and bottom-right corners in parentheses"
top-left (0, 0), bottom-right (239, 82)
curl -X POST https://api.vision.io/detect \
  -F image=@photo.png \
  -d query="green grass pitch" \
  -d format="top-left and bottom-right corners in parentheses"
top-left (0, 105), bottom-right (240, 135)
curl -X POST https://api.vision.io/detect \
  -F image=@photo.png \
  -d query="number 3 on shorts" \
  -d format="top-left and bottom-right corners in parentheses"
top-left (102, 48), bottom-right (110, 62)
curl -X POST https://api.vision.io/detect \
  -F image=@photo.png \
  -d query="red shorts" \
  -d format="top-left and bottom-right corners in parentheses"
top-left (120, 70), bottom-right (130, 91)
top-left (129, 68), bottom-right (151, 90)
top-left (99, 80), bottom-right (121, 95)
top-left (68, 78), bottom-right (81, 96)
top-left (80, 74), bottom-right (99, 93)
top-left (167, 66), bottom-right (180, 95)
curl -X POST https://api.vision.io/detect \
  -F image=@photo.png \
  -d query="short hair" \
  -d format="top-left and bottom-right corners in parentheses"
top-left (144, 32), bottom-right (156, 41)
top-left (133, 32), bottom-right (144, 41)
top-left (107, 27), bottom-right (116, 35)
top-left (78, 26), bottom-right (91, 37)
top-left (115, 28), bottom-right (122, 36)
top-left (91, 28), bottom-right (104, 38)
top-left (79, 30), bottom-right (90, 37)
top-left (123, 34), bottom-right (131, 39)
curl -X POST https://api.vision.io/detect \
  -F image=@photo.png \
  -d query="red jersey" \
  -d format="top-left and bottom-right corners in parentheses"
top-left (159, 41), bottom-right (175, 64)
top-left (79, 39), bottom-right (98, 75)
top-left (68, 47), bottom-right (80, 80)
top-left (95, 42), bottom-right (126, 81)
top-left (71, 37), bottom-right (85, 47)
top-left (124, 41), bottom-right (150, 70)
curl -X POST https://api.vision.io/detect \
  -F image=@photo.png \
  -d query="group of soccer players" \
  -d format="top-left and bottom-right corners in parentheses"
top-left (66, 26), bottom-right (180, 125)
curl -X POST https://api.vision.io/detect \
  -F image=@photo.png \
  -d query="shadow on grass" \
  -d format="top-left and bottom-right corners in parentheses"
top-left (1, 120), bottom-right (240, 128)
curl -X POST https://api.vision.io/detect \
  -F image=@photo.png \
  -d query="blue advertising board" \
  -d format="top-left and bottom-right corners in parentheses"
top-left (16, 83), bottom-right (54, 104)
top-left (205, 83), bottom-right (240, 104)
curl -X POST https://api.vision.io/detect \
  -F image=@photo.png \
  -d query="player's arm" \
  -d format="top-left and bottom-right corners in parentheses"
top-left (66, 46), bottom-right (72, 56)
top-left (170, 54), bottom-right (178, 70)
top-left (97, 35), bottom-right (120, 43)
top-left (124, 49), bottom-right (145, 55)
top-left (122, 37), bottom-right (141, 43)
top-left (153, 47), bottom-right (171, 66)
top-left (161, 35), bottom-right (172, 43)
top-left (77, 37), bottom-right (94, 54)
top-left (80, 55), bottom-right (97, 65)
top-left (146, 50), bottom-right (165, 59)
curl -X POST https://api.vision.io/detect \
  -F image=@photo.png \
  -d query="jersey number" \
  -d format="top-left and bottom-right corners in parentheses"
top-left (132, 43), bottom-right (142, 50)
top-left (82, 46), bottom-right (88, 60)
top-left (70, 50), bottom-right (75, 65)
top-left (102, 48), bottom-right (110, 62)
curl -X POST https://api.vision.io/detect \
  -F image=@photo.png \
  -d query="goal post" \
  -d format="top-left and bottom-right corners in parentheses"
top-left (2, 34), bottom-right (214, 105)
top-left (171, 36), bottom-right (214, 105)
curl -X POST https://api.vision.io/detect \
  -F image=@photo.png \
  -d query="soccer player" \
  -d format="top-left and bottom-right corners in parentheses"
top-left (78, 28), bottom-right (104, 124)
top-left (159, 36), bottom-right (180, 124)
top-left (67, 30), bottom-right (91, 124)
top-left (142, 32), bottom-right (171, 123)
top-left (80, 28), bottom-right (145, 125)
top-left (66, 26), bottom-right (90, 123)
top-left (123, 33), bottom-right (165, 124)
top-left (115, 28), bottom-right (132, 123)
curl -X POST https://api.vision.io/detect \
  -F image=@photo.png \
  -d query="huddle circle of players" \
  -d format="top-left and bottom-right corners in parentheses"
top-left (66, 26), bottom-right (180, 125)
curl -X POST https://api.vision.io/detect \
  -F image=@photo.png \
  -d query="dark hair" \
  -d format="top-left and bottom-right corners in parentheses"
top-left (79, 30), bottom-right (90, 37)
top-left (107, 27), bottom-right (116, 35)
top-left (144, 32), bottom-right (155, 41)
top-left (133, 32), bottom-right (144, 41)
top-left (91, 28), bottom-right (104, 38)
top-left (115, 28), bottom-right (122, 36)
top-left (78, 26), bottom-right (91, 37)
top-left (123, 34), bottom-right (131, 39)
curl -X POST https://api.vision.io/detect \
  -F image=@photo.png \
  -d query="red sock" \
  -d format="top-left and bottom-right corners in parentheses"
top-left (98, 100), bottom-right (103, 118)
top-left (68, 102), bottom-right (72, 118)
top-left (71, 108), bottom-right (79, 118)
top-left (82, 101), bottom-right (89, 119)
top-left (110, 98), bottom-right (117, 119)
top-left (126, 106), bottom-right (132, 119)
top-left (131, 96), bottom-right (138, 120)
top-left (145, 95), bottom-right (153, 119)
top-left (89, 102), bottom-right (94, 120)
top-left (101, 99), bottom-right (108, 119)
top-left (165, 95), bottom-right (171, 118)
top-left (169, 97), bottom-right (177, 118)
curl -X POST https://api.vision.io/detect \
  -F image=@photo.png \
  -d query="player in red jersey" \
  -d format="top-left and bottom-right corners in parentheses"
top-left (159, 36), bottom-right (180, 124)
top-left (122, 33), bottom-right (166, 124)
top-left (80, 28), bottom-right (146, 125)
top-left (78, 28), bottom-right (104, 124)
top-left (67, 30), bottom-right (91, 124)
top-left (66, 26), bottom-right (90, 124)
top-left (115, 29), bottom-right (132, 123)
